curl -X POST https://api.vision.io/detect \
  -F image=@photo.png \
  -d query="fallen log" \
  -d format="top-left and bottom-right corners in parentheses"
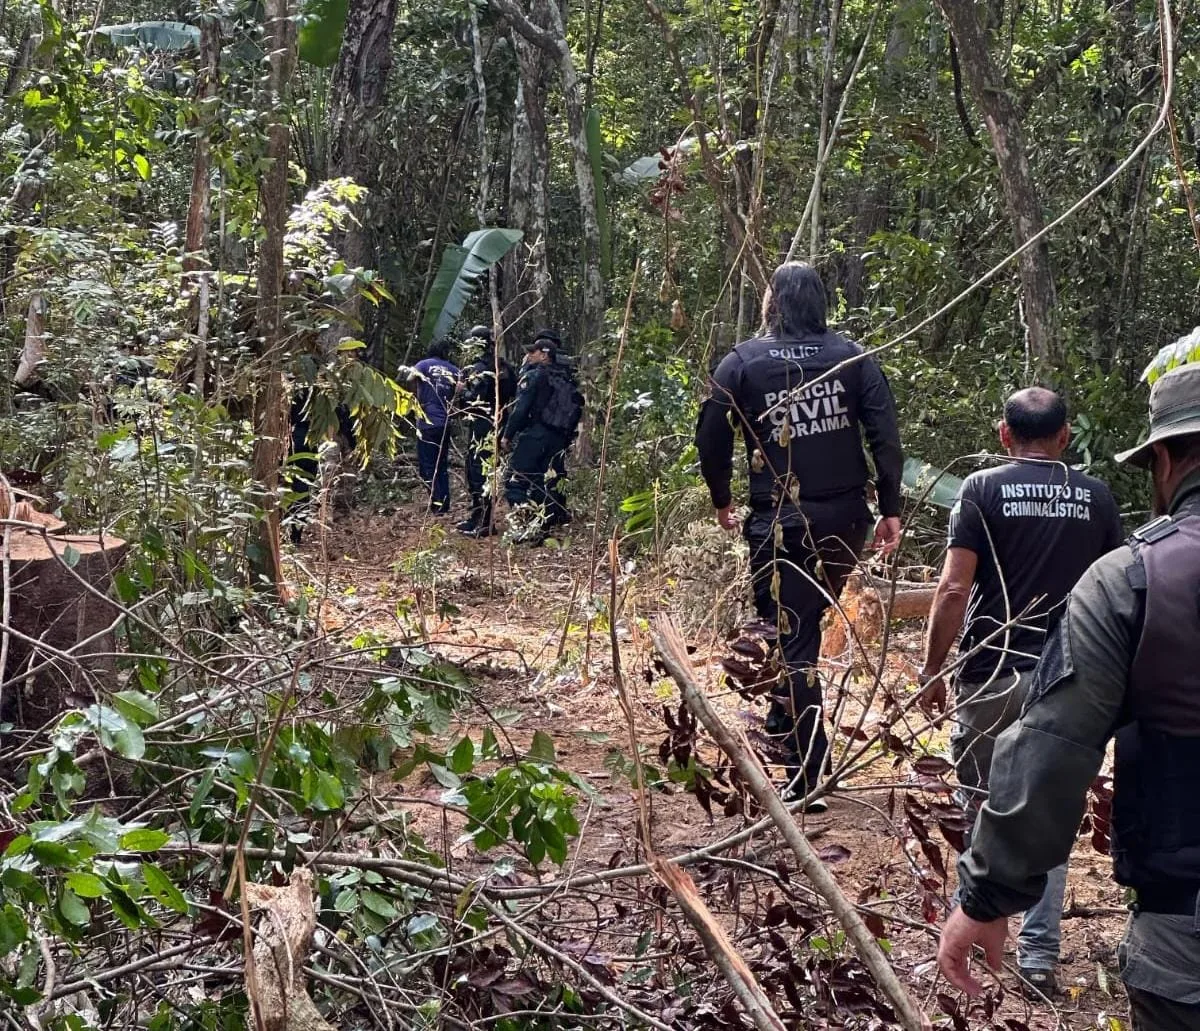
top-left (652, 615), bottom-right (930, 1031)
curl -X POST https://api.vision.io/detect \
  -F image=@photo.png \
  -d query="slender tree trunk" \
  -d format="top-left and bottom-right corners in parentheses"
top-left (184, 17), bottom-right (220, 396)
top-left (326, 0), bottom-right (399, 358)
top-left (249, 0), bottom-right (297, 593)
top-left (934, 0), bottom-right (1059, 364)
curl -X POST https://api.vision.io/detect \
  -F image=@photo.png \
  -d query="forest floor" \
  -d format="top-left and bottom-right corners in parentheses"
top-left (292, 487), bottom-right (1133, 1030)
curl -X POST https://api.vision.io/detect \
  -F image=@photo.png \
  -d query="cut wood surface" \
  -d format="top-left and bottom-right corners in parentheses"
top-left (2, 527), bottom-right (128, 724)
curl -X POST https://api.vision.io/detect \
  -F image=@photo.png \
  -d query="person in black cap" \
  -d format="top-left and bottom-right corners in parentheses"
top-left (501, 329), bottom-right (584, 543)
top-left (456, 325), bottom-right (517, 537)
top-left (938, 360), bottom-right (1200, 1026)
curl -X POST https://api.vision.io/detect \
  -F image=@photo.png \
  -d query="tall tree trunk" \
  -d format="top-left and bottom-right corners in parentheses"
top-left (503, 27), bottom-right (553, 346)
top-left (491, 0), bottom-right (605, 354)
top-left (934, 0), bottom-right (1059, 365)
top-left (326, 0), bottom-right (399, 357)
top-left (249, 0), bottom-right (297, 593)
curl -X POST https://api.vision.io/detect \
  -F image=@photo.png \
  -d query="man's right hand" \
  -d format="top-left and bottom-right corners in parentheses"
top-left (499, 437), bottom-right (511, 454)
top-left (916, 670), bottom-right (947, 717)
top-left (716, 505), bottom-right (739, 532)
top-left (938, 906), bottom-right (1007, 996)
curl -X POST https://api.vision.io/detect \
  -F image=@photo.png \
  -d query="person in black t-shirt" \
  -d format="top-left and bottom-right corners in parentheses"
top-left (918, 387), bottom-right (1123, 998)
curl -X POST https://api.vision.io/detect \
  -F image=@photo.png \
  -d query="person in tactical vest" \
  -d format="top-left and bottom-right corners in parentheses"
top-left (456, 325), bottom-right (516, 538)
top-left (501, 329), bottom-right (583, 544)
top-left (918, 387), bottom-right (1123, 998)
top-left (695, 261), bottom-right (903, 808)
top-left (938, 361), bottom-right (1200, 1029)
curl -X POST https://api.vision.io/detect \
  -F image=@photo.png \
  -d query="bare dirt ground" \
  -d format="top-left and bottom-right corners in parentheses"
top-left (295, 493), bottom-right (1133, 1030)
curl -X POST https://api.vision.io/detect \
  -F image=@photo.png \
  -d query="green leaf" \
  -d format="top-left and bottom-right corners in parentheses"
top-left (189, 767), bottom-right (216, 823)
top-left (61, 545), bottom-right (80, 569)
top-left (427, 763), bottom-right (461, 789)
top-left (361, 890), bottom-right (398, 920)
top-left (407, 912), bottom-right (439, 935)
top-left (142, 864), bottom-right (188, 913)
top-left (133, 153), bottom-right (151, 181)
top-left (113, 690), bottom-right (159, 726)
top-left (902, 456), bottom-right (962, 510)
top-left (528, 730), bottom-right (557, 763)
top-left (334, 889), bottom-right (358, 914)
top-left (298, 0), bottom-right (348, 67)
top-left (419, 228), bottom-right (523, 344)
top-left (449, 736), bottom-right (475, 775)
top-left (119, 829), bottom-right (170, 852)
top-left (29, 841), bottom-right (74, 868)
top-left (313, 771), bottom-right (346, 812)
top-left (66, 872), bottom-right (108, 898)
top-left (59, 888), bottom-right (91, 927)
top-left (0, 907), bottom-right (27, 956)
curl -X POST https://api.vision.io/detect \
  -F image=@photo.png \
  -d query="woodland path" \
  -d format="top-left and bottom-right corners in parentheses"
top-left (296, 497), bottom-right (1131, 1030)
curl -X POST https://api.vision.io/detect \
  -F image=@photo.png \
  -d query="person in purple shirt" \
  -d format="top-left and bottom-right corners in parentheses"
top-left (412, 339), bottom-right (460, 514)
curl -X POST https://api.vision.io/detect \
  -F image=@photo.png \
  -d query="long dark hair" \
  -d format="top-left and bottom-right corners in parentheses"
top-left (760, 261), bottom-right (828, 336)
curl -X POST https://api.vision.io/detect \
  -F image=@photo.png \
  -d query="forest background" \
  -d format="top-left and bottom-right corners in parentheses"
top-left (0, 0), bottom-right (1195, 1024)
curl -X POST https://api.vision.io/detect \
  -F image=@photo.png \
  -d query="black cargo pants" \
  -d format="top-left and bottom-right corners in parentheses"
top-left (746, 503), bottom-right (871, 795)
top-left (505, 425), bottom-right (570, 515)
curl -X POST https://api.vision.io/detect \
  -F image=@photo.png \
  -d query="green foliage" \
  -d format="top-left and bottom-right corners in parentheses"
top-left (1144, 326), bottom-right (1200, 384)
top-left (298, 0), bottom-right (349, 67)
top-left (419, 228), bottom-right (523, 344)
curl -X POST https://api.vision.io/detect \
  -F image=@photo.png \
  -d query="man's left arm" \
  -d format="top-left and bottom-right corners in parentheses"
top-left (940, 550), bottom-right (1138, 993)
top-left (858, 356), bottom-right (904, 520)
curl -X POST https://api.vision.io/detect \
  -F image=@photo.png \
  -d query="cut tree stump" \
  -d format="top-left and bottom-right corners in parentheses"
top-left (822, 572), bottom-right (936, 659)
top-left (1, 529), bottom-right (128, 727)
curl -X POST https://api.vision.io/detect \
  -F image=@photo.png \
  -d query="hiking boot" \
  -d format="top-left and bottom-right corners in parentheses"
top-left (461, 522), bottom-right (497, 539)
top-left (456, 518), bottom-right (478, 534)
top-left (1018, 968), bottom-right (1058, 1001)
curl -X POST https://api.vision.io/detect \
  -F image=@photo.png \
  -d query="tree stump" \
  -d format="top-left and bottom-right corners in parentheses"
top-left (1, 529), bottom-right (128, 727)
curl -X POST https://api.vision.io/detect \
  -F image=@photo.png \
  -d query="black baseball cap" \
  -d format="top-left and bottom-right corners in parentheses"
top-left (524, 328), bottom-right (561, 352)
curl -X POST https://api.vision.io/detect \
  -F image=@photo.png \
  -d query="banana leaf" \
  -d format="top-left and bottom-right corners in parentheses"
top-left (586, 107), bottom-right (612, 278)
top-left (298, 0), bottom-right (348, 67)
top-left (97, 21), bottom-right (200, 50)
top-left (1142, 326), bottom-right (1200, 384)
top-left (419, 228), bottom-right (523, 345)
top-left (903, 456), bottom-right (962, 509)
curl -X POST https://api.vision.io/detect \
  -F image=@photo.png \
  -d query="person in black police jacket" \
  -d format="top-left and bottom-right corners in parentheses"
top-left (456, 325), bottom-right (516, 538)
top-left (695, 261), bottom-right (903, 808)
top-left (501, 329), bottom-right (583, 544)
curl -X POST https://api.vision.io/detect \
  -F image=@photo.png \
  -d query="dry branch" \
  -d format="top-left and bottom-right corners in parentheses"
top-left (651, 615), bottom-right (930, 1031)
top-left (245, 868), bottom-right (337, 1031)
top-left (651, 858), bottom-right (786, 1031)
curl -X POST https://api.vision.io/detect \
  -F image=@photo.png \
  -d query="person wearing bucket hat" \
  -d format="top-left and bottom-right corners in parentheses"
top-left (938, 360), bottom-right (1200, 1027)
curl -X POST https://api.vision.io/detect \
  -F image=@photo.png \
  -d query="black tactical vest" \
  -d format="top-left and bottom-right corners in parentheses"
top-left (1111, 509), bottom-right (1200, 892)
top-left (729, 331), bottom-right (877, 515)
